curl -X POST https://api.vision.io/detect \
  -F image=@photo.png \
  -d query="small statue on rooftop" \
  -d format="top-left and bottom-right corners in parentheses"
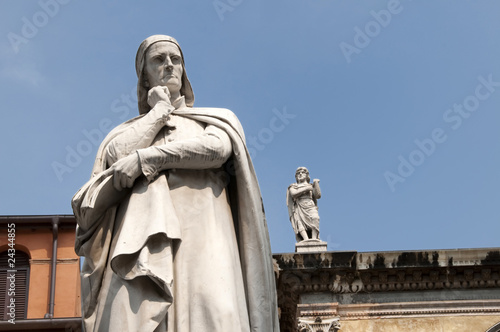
top-left (287, 167), bottom-right (321, 242)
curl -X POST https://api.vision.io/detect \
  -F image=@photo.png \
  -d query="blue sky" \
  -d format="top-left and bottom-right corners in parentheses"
top-left (1, 1), bottom-right (499, 254)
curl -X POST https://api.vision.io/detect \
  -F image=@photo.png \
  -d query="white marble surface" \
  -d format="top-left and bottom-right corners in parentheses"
top-left (287, 167), bottom-right (322, 243)
top-left (72, 35), bottom-right (279, 332)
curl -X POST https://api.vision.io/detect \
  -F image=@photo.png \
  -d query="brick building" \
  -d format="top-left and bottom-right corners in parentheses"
top-left (0, 215), bottom-right (81, 331)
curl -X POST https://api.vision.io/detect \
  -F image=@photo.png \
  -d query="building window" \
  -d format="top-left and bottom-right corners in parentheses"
top-left (0, 250), bottom-right (30, 320)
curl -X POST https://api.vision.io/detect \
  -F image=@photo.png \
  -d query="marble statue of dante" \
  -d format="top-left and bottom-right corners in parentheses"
top-left (72, 35), bottom-right (279, 332)
top-left (286, 167), bottom-right (321, 242)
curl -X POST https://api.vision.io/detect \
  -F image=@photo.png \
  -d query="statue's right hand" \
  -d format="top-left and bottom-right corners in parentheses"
top-left (147, 86), bottom-right (171, 108)
top-left (110, 153), bottom-right (142, 191)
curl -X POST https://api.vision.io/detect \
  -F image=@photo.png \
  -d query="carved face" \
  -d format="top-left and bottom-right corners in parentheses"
top-left (295, 168), bottom-right (309, 183)
top-left (144, 42), bottom-right (183, 95)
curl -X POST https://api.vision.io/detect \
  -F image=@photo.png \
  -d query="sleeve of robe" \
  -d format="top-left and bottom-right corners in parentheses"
top-left (72, 108), bottom-right (280, 331)
top-left (135, 124), bottom-right (233, 182)
top-left (74, 118), bottom-right (233, 234)
top-left (105, 101), bottom-right (175, 164)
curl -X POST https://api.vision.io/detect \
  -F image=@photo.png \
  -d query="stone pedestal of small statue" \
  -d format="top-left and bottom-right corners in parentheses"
top-left (295, 239), bottom-right (328, 253)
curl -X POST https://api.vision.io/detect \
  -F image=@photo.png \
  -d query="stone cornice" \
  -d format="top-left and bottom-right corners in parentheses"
top-left (339, 300), bottom-right (500, 320)
top-left (275, 249), bottom-right (500, 295)
top-left (274, 248), bottom-right (500, 331)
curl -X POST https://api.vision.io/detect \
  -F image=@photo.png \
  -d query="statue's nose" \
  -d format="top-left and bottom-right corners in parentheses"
top-left (164, 58), bottom-right (173, 70)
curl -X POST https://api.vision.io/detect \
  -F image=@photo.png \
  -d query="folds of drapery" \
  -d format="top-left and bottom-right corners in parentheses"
top-left (72, 107), bottom-right (280, 332)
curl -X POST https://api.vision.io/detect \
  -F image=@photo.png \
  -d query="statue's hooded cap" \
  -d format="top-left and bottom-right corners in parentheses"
top-left (135, 35), bottom-right (194, 114)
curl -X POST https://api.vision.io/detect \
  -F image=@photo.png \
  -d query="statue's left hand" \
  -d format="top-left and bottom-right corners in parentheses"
top-left (111, 153), bottom-right (142, 191)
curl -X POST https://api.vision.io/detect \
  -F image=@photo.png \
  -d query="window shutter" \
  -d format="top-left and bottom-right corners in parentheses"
top-left (0, 251), bottom-right (30, 320)
top-left (0, 269), bottom-right (6, 319)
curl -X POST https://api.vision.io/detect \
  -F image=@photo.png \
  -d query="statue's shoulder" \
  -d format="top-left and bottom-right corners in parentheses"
top-left (190, 107), bottom-right (237, 119)
top-left (187, 107), bottom-right (244, 136)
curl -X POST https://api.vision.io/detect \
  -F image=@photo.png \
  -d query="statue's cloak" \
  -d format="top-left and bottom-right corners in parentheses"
top-left (72, 107), bottom-right (279, 331)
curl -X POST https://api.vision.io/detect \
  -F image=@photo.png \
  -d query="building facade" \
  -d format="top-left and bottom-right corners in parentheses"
top-left (2, 215), bottom-right (500, 332)
top-left (0, 215), bottom-right (81, 331)
top-left (275, 248), bottom-right (500, 331)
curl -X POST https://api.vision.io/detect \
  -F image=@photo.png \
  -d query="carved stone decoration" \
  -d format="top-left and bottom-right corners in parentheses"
top-left (298, 321), bottom-right (313, 332)
top-left (331, 320), bottom-right (342, 331)
top-left (297, 316), bottom-right (341, 332)
top-left (287, 167), bottom-right (327, 252)
top-left (297, 303), bottom-right (341, 332)
top-left (275, 250), bottom-right (500, 331)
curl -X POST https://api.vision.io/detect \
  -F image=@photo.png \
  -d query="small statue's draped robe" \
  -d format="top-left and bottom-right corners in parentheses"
top-left (287, 183), bottom-right (320, 241)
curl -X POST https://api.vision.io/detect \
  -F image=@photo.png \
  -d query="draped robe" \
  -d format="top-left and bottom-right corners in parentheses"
top-left (287, 183), bottom-right (320, 241)
top-left (72, 99), bottom-right (279, 332)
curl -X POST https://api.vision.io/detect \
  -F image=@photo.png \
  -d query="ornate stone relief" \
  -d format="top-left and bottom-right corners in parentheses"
top-left (297, 303), bottom-right (341, 332)
top-left (275, 250), bottom-right (500, 331)
top-left (298, 316), bottom-right (341, 332)
top-left (276, 252), bottom-right (500, 296)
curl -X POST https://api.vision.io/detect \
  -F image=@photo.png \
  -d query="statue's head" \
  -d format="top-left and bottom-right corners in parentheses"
top-left (135, 35), bottom-right (194, 114)
top-left (295, 167), bottom-right (310, 183)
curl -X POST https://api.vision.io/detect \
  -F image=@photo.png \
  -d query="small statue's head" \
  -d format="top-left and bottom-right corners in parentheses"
top-left (295, 167), bottom-right (310, 183)
top-left (135, 35), bottom-right (195, 114)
